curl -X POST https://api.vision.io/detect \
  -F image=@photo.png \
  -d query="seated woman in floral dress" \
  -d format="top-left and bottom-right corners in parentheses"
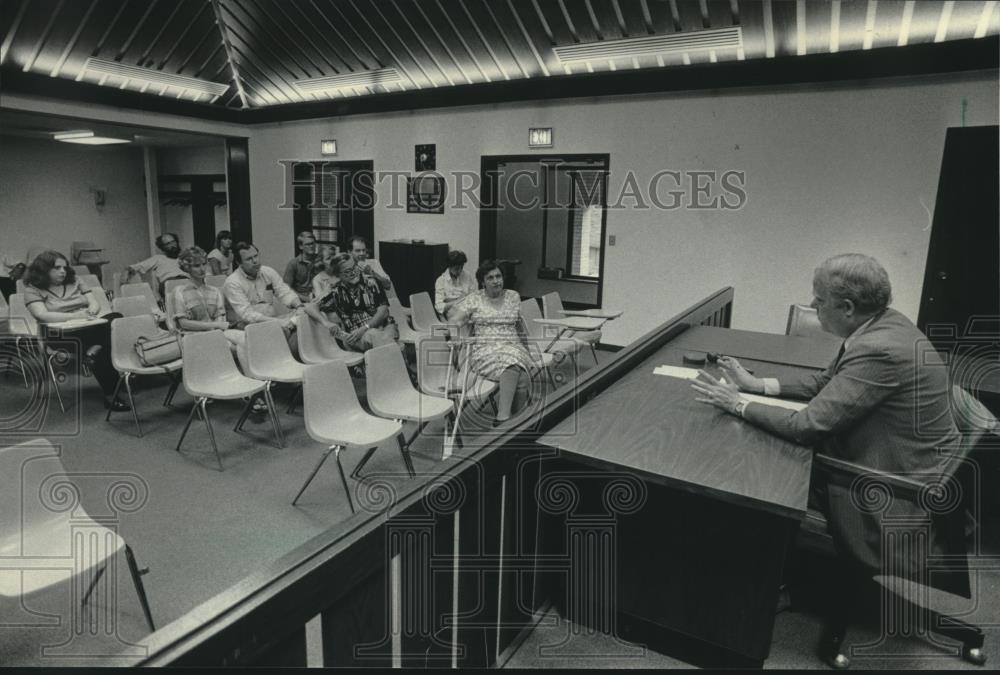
top-left (449, 259), bottom-right (540, 424)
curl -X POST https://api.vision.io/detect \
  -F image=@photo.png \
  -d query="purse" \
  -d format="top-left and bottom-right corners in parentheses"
top-left (134, 330), bottom-right (181, 367)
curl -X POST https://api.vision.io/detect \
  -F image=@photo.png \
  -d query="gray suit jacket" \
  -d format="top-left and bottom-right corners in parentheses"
top-left (744, 308), bottom-right (961, 579)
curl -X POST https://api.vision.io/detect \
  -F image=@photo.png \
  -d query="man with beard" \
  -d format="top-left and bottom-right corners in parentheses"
top-left (126, 232), bottom-right (188, 296)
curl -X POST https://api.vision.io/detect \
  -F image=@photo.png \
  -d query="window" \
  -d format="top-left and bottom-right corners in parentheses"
top-left (568, 171), bottom-right (604, 279)
top-left (310, 164), bottom-right (340, 250)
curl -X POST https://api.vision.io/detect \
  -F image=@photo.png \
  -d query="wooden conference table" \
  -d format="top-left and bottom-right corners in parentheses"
top-left (538, 324), bottom-right (841, 668)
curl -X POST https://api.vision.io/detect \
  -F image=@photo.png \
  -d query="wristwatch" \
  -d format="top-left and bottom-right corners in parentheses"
top-left (734, 399), bottom-right (749, 418)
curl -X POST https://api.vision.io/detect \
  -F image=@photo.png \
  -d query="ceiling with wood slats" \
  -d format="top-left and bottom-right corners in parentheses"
top-left (2, 0), bottom-right (997, 109)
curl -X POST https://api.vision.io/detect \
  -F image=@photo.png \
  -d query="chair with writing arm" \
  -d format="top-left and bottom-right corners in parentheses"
top-left (795, 386), bottom-right (995, 669)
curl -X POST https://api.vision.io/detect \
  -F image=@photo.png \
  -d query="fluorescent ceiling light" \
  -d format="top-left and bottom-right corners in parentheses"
top-left (553, 27), bottom-right (743, 64)
top-left (83, 57), bottom-right (229, 99)
top-left (53, 130), bottom-right (95, 140)
top-left (294, 68), bottom-right (402, 95)
top-left (53, 130), bottom-right (130, 145)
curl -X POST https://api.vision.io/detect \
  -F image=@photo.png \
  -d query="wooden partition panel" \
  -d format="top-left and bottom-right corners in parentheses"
top-left (133, 288), bottom-right (734, 667)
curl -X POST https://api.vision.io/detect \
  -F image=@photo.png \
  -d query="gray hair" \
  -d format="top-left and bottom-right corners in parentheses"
top-left (814, 253), bottom-right (892, 314)
top-left (328, 252), bottom-right (354, 276)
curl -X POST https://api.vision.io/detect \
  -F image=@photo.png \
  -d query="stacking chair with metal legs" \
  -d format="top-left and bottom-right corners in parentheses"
top-left (244, 320), bottom-right (307, 431)
top-left (416, 333), bottom-right (497, 453)
top-left (519, 298), bottom-right (572, 388)
top-left (7, 293), bottom-right (67, 411)
top-left (365, 342), bottom-right (454, 461)
top-left (106, 315), bottom-right (182, 437)
top-left (0, 439), bottom-right (155, 632)
top-left (293, 361), bottom-right (406, 512)
top-left (541, 291), bottom-right (602, 365)
top-left (387, 301), bottom-right (423, 347)
top-left (176, 331), bottom-right (281, 471)
top-left (409, 291), bottom-right (443, 335)
top-left (294, 314), bottom-right (364, 369)
top-left (119, 282), bottom-right (160, 314)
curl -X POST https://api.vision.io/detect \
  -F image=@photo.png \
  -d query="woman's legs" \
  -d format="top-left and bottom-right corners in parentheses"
top-left (495, 366), bottom-right (532, 422)
top-left (66, 323), bottom-right (118, 396)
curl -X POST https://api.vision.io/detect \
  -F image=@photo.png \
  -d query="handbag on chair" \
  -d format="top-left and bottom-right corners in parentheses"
top-left (134, 330), bottom-right (181, 367)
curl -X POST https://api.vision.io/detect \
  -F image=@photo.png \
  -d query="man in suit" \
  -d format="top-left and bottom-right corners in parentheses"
top-left (692, 253), bottom-right (960, 582)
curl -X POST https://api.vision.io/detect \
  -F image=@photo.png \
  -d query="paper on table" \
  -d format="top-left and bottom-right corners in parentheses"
top-left (654, 364), bottom-right (808, 412)
top-left (653, 365), bottom-right (701, 379)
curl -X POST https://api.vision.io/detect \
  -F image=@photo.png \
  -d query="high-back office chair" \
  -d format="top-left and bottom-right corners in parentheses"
top-left (798, 386), bottom-right (995, 669)
top-left (294, 314), bottom-right (363, 368)
top-left (119, 282), bottom-right (159, 314)
top-left (176, 331), bottom-right (281, 470)
top-left (107, 315), bottom-right (183, 437)
top-left (293, 361), bottom-right (405, 513)
top-left (785, 304), bottom-right (826, 338)
top-left (112, 295), bottom-right (153, 318)
top-left (0, 438), bottom-right (155, 632)
top-left (365, 343), bottom-right (453, 460)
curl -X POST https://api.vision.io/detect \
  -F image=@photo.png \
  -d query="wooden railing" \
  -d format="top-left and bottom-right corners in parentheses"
top-left (131, 287), bottom-right (734, 667)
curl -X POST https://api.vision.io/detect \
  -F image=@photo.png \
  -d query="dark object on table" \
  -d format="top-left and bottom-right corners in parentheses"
top-left (706, 351), bottom-right (720, 363)
top-left (682, 351), bottom-right (706, 365)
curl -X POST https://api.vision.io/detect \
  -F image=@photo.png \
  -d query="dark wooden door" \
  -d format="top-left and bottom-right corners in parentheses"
top-left (918, 126), bottom-right (1000, 340)
top-left (292, 160), bottom-right (374, 252)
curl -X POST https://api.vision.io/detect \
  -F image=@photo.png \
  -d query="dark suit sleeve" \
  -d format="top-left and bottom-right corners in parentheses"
top-left (744, 347), bottom-right (900, 445)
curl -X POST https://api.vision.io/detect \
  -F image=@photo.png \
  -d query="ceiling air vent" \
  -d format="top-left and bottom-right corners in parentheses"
top-left (294, 68), bottom-right (402, 95)
top-left (83, 58), bottom-right (229, 99)
top-left (553, 27), bottom-right (743, 64)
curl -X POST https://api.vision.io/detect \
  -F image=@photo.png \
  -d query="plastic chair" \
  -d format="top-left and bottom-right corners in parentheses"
top-left (176, 331), bottom-right (281, 470)
top-left (786, 303), bottom-right (826, 338)
top-left (71, 265), bottom-right (90, 277)
top-left (4, 293), bottom-right (36, 389)
top-left (88, 288), bottom-right (112, 315)
top-left (0, 438), bottom-right (155, 631)
top-left (388, 295), bottom-right (411, 317)
top-left (365, 343), bottom-right (453, 460)
top-left (205, 274), bottom-right (227, 289)
top-left (416, 333), bottom-right (497, 453)
top-left (409, 291), bottom-right (442, 334)
top-left (294, 314), bottom-right (363, 368)
top-left (119, 282), bottom-right (159, 313)
top-left (521, 298), bottom-right (579, 357)
top-left (245, 319), bottom-right (307, 427)
top-left (293, 361), bottom-right (407, 512)
top-left (15, 279), bottom-right (25, 295)
top-left (112, 295), bottom-right (152, 318)
top-left (7, 293), bottom-right (68, 410)
top-left (106, 315), bottom-right (183, 437)
top-left (388, 300), bottom-right (422, 346)
top-left (541, 291), bottom-right (601, 364)
top-left (78, 272), bottom-right (102, 289)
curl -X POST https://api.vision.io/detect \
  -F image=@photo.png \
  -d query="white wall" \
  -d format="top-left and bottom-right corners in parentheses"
top-left (0, 135), bottom-right (150, 276)
top-left (243, 72), bottom-right (997, 345)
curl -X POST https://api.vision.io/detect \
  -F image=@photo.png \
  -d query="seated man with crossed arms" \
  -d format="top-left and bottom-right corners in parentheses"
top-left (691, 253), bottom-right (960, 593)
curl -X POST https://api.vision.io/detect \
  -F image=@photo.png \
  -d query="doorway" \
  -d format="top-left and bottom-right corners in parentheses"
top-left (291, 160), bottom-right (375, 254)
top-left (479, 154), bottom-right (609, 307)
